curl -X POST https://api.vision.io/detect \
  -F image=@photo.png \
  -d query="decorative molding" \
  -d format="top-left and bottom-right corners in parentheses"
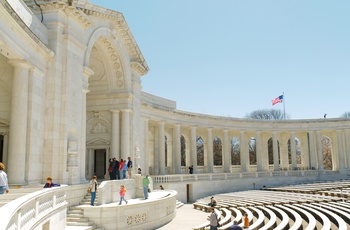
top-left (130, 61), bottom-right (147, 76)
top-left (90, 122), bottom-right (108, 134)
top-left (29, 1), bottom-right (93, 29)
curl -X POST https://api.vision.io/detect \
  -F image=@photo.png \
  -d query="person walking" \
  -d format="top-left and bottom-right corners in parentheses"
top-left (88, 175), bottom-right (98, 206)
top-left (0, 162), bottom-right (9, 195)
top-left (207, 208), bottom-right (219, 230)
top-left (142, 174), bottom-right (150, 199)
top-left (118, 185), bottom-right (128, 205)
top-left (122, 160), bottom-right (127, 179)
top-left (127, 157), bottom-right (133, 179)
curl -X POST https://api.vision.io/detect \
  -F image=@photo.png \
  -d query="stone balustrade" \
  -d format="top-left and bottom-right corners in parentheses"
top-left (0, 185), bottom-right (68, 230)
top-left (152, 170), bottom-right (338, 184)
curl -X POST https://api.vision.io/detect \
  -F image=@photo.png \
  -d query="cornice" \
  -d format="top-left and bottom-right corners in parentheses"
top-left (130, 61), bottom-right (147, 76)
top-left (29, 1), bottom-right (93, 29)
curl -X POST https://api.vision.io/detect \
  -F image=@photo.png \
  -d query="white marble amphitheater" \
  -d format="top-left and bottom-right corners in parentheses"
top-left (0, 0), bottom-right (350, 229)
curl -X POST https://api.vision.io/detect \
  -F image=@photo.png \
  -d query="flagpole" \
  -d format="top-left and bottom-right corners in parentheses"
top-left (283, 92), bottom-right (286, 120)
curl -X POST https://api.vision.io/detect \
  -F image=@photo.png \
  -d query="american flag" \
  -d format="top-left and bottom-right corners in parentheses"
top-left (272, 95), bottom-right (283, 105)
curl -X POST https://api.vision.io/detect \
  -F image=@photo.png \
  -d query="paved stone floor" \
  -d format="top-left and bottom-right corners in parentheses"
top-left (157, 204), bottom-right (209, 230)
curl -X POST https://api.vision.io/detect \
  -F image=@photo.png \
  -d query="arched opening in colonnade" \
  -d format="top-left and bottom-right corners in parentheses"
top-left (181, 135), bottom-right (186, 166)
top-left (231, 137), bottom-right (240, 165)
top-left (249, 137), bottom-right (257, 165)
top-left (288, 137), bottom-right (302, 165)
top-left (321, 136), bottom-right (333, 170)
top-left (213, 136), bottom-right (222, 166)
top-left (267, 138), bottom-right (280, 165)
top-left (197, 136), bottom-right (204, 166)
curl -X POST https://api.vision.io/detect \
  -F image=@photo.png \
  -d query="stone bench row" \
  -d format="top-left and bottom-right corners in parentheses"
top-left (194, 200), bottom-right (350, 230)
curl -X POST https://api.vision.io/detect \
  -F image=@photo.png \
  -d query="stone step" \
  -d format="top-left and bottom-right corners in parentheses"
top-left (68, 210), bottom-right (84, 214)
top-left (67, 217), bottom-right (90, 222)
top-left (69, 206), bottom-right (84, 211)
top-left (66, 221), bottom-right (96, 227)
top-left (67, 213), bottom-right (85, 218)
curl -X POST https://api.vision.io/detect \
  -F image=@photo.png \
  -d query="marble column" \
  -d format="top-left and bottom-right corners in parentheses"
top-left (256, 131), bottom-right (263, 171)
top-left (121, 110), bottom-right (130, 160)
top-left (174, 124), bottom-right (182, 174)
top-left (158, 122), bottom-right (166, 175)
top-left (111, 110), bottom-right (120, 158)
top-left (272, 131), bottom-right (279, 171)
top-left (337, 130), bottom-right (345, 171)
top-left (308, 131), bottom-right (317, 170)
top-left (223, 130), bottom-right (231, 173)
top-left (2, 133), bottom-right (9, 167)
top-left (7, 60), bottom-right (31, 184)
top-left (143, 119), bottom-right (149, 174)
top-left (316, 131), bottom-right (324, 170)
top-left (290, 132), bottom-right (297, 170)
top-left (345, 130), bottom-right (350, 171)
top-left (190, 126), bottom-right (198, 174)
top-left (240, 131), bottom-right (249, 172)
top-left (207, 128), bottom-right (214, 173)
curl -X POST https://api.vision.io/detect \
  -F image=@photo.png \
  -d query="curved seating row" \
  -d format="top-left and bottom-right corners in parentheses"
top-left (193, 180), bottom-right (350, 230)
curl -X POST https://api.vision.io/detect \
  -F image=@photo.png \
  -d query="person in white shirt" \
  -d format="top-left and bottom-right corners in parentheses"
top-left (0, 162), bottom-right (9, 194)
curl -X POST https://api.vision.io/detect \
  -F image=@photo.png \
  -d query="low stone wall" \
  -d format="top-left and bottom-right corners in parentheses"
top-left (98, 179), bottom-right (136, 205)
top-left (153, 171), bottom-right (344, 202)
top-left (82, 190), bottom-right (177, 230)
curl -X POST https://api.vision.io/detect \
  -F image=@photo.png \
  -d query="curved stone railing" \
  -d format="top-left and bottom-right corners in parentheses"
top-left (0, 185), bottom-right (68, 230)
top-left (152, 170), bottom-right (339, 184)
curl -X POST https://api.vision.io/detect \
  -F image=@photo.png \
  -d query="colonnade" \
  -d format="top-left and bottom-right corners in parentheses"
top-left (143, 119), bottom-right (350, 176)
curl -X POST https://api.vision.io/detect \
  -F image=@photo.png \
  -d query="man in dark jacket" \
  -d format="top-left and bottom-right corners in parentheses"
top-left (108, 158), bottom-right (116, 180)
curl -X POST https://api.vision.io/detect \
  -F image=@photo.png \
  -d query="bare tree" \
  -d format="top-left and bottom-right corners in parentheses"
top-left (340, 112), bottom-right (350, 118)
top-left (245, 109), bottom-right (289, 120)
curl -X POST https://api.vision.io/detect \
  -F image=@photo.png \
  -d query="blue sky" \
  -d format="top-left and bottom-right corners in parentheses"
top-left (90, 0), bottom-right (350, 119)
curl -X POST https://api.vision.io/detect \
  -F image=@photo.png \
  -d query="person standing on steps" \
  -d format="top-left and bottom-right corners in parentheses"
top-left (118, 185), bottom-right (128, 205)
top-left (0, 162), bottom-right (9, 195)
top-left (89, 175), bottom-right (98, 206)
top-left (122, 160), bottom-right (128, 179)
top-left (127, 156), bottom-right (133, 179)
top-left (142, 174), bottom-right (150, 199)
top-left (114, 158), bottom-right (120, 180)
top-left (108, 158), bottom-right (115, 180)
top-left (119, 159), bottom-right (124, 180)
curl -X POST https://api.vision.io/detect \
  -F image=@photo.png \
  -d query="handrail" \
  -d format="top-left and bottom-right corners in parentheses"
top-left (0, 185), bottom-right (68, 230)
top-left (152, 170), bottom-right (339, 184)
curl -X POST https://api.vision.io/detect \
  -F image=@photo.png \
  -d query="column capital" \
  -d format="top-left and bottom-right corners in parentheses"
top-left (223, 129), bottom-right (229, 133)
top-left (7, 59), bottom-right (32, 69)
top-left (121, 109), bottom-right (132, 113)
top-left (191, 126), bottom-right (197, 130)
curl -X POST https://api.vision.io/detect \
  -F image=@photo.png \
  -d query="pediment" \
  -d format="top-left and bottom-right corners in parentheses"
top-left (87, 138), bottom-right (110, 146)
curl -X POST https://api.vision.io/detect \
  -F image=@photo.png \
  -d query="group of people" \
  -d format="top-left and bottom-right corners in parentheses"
top-left (108, 156), bottom-right (133, 180)
top-left (207, 197), bottom-right (250, 230)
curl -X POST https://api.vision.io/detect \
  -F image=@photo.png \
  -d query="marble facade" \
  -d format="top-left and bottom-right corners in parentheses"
top-left (0, 0), bottom-right (349, 186)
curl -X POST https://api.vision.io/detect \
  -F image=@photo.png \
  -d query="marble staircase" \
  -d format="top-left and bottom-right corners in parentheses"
top-left (66, 193), bottom-right (104, 230)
